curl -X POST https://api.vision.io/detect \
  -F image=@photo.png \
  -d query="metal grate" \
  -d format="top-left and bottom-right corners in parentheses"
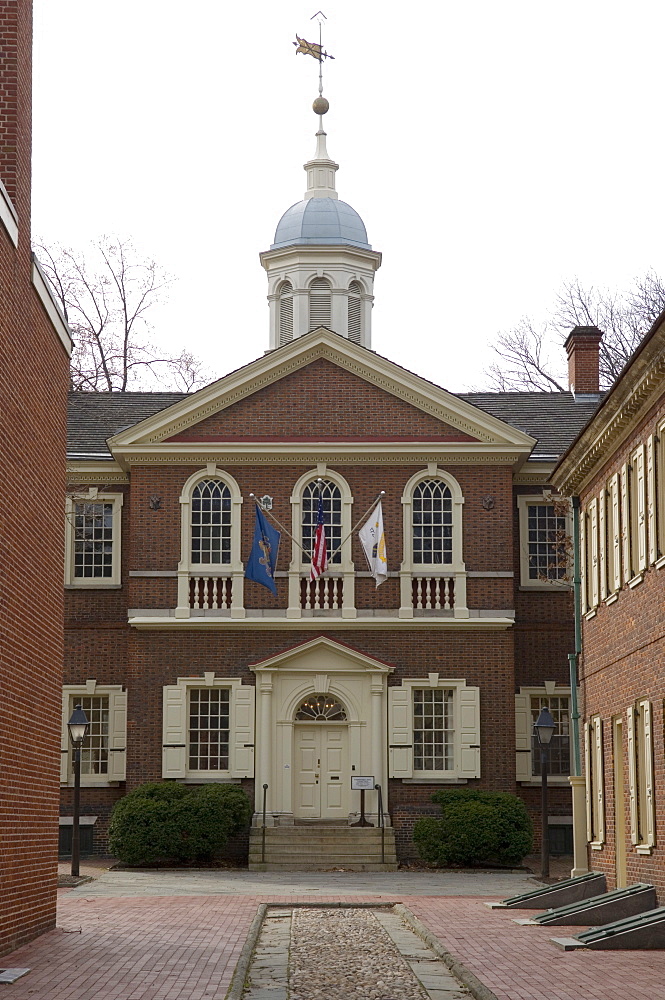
top-left (412, 480), bottom-right (453, 564)
top-left (73, 502), bottom-right (114, 578)
top-left (191, 479), bottom-right (231, 564)
top-left (527, 504), bottom-right (568, 581)
top-left (188, 688), bottom-right (230, 771)
top-left (413, 688), bottom-right (454, 771)
top-left (302, 480), bottom-right (342, 564)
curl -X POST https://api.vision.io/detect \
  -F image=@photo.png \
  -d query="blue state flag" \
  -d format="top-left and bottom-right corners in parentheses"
top-left (245, 506), bottom-right (281, 596)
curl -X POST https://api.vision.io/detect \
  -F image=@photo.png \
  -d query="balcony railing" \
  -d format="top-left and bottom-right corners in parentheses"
top-left (190, 575), bottom-right (233, 610)
top-left (301, 575), bottom-right (344, 610)
top-left (412, 575), bottom-right (454, 610)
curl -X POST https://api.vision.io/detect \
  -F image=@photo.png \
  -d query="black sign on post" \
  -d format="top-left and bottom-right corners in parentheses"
top-left (350, 776), bottom-right (375, 826)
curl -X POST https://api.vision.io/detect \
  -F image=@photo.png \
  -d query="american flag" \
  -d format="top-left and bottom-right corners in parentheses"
top-left (309, 493), bottom-right (328, 581)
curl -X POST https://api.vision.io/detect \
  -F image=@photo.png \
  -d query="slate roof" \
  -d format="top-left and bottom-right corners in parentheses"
top-left (67, 388), bottom-right (601, 461)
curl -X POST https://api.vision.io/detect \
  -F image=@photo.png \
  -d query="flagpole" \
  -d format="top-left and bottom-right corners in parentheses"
top-left (249, 495), bottom-right (313, 560)
top-left (329, 491), bottom-right (386, 561)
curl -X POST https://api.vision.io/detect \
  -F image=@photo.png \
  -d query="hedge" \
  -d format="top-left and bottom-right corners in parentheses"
top-left (413, 788), bottom-right (533, 867)
top-left (108, 782), bottom-right (252, 866)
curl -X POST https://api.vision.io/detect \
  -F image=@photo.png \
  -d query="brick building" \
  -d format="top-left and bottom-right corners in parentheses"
top-left (62, 97), bottom-right (600, 864)
top-left (0, 1), bottom-right (72, 958)
top-left (552, 313), bottom-right (665, 898)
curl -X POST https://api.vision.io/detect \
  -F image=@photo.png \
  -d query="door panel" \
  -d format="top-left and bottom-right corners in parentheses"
top-left (294, 726), bottom-right (348, 819)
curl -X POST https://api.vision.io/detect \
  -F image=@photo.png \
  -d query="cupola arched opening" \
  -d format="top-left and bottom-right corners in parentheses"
top-left (309, 277), bottom-right (331, 330)
top-left (347, 281), bottom-right (362, 344)
top-left (278, 281), bottom-right (293, 346)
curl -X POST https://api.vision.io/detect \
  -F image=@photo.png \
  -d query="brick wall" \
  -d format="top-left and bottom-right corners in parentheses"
top-left (0, 0), bottom-right (69, 958)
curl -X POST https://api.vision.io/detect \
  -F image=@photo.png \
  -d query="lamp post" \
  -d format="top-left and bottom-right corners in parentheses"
top-left (534, 706), bottom-right (556, 880)
top-left (67, 703), bottom-right (90, 877)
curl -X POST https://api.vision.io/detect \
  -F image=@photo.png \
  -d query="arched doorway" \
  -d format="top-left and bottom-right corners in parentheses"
top-left (293, 694), bottom-right (349, 820)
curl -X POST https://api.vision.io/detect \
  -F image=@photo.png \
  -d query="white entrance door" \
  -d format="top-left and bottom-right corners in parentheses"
top-left (294, 726), bottom-right (348, 819)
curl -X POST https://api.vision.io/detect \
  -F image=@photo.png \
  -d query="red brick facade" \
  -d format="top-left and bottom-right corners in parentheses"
top-left (0, 0), bottom-right (71, 959)
top-left (65, 343), bottom-right (580, 862)
top-left (553, 318), bottom-right (665, 899)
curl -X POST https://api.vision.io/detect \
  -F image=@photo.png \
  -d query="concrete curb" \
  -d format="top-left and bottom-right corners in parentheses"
top-left (394, 903), bottom-right (500, 1000)
top-left (224, 903), bottom-right (268, 1000)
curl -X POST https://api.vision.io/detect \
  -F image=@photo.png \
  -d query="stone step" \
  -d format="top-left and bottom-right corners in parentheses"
top-left (249, 861), bottom-right (399, 872)
top-left (249, 843), bottom-right (397, 856)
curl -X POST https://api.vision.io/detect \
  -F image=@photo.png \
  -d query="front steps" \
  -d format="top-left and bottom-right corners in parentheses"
top-left (248, 825), bottom-right (398, 871)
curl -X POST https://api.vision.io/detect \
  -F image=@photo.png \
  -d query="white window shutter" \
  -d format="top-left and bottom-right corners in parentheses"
top-left (60, 691), bottom-right (70, 784)
top-left (626, 706), bottom-right (638, 845)
top-left (515, 694), bottom-right (532, 781)
top-left (610, 473), bottom-right (621, 592)
top-left (589, 499), bottom-right (599, 608)
top-left (642, 700), bottom-right (655, 847)
top-left (634, 445), bottom-right (647, 572)
top-left (388, 687), bottom-right (413, 778)
top-left (580, 510), bottom-right (587, 614)
top-left (599, 491), bottom-right (607, 601)
top-left (231, 684), bottom-right (255, 778)
top-left (621, 463), bottom-right (631, 583)
top-left (162, 685), bottom-right (187, 778)
top-left (594, 717), bottom-right (605, 845)
top-left (584, 722), bottom-right (593, 842)
top-left (646, 435), bottom-right (657, 565)
top-left (458, 686), bottom-right (481, 778)
top-left (107, 690), bottom-right (127, 782)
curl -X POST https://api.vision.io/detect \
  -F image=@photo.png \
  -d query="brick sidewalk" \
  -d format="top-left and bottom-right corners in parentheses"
top-left (2, 890), bottom-right (665, 999)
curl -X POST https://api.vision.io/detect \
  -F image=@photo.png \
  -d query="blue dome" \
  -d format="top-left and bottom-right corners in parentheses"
top-left (271, 198), bottom-right (371, 250)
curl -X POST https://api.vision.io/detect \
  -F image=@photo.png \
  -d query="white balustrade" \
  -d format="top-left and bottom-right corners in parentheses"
top-left (301, 575), bottom-right (343, 610)
top-left (413, 575), bottom-right (454, 610)
top-left (190, 575), bottom-right (232, 610)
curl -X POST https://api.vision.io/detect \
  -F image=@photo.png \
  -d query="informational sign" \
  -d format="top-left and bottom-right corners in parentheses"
top-left (351, 775), bottom-right (375, 790)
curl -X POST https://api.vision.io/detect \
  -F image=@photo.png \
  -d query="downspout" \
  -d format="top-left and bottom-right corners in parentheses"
top-left (569, 494), bottom-right (589, 876)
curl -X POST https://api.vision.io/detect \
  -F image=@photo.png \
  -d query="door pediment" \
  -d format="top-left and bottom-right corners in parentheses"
top-left (249, 636), bottom-right (394, 675)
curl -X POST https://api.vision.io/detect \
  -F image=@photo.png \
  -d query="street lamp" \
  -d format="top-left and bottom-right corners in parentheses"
top-left (534, 706), bottom-right (556, 880)
top-left (67, 703), bottom-right (90, 877)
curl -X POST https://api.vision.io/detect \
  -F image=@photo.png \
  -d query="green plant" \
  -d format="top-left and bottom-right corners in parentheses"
top-left (108, 782), bottom-right (252, 866)
top-left (413, 789), bottom-right (533, 867)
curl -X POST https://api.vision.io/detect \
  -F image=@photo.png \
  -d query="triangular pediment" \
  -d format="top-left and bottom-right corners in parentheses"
top-left (108, 329), bottom-right (536, 455)
top-left (249, 636), bottom-right (395, 674)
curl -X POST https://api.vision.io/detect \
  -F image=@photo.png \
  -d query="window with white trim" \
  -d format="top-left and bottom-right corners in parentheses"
top-left (517, 495), bottom-right (571, 588)
top-left (585, 715), bottom-right (605, 847)
top-left (412, 479), bottom-right (453, 565)
top-left (162, 676), bottom-right (254, 780)
top-left (627, 699), bottom-right (655, 852)
top-left (191, 479), bottom-right (232, 565)
top-left (301, 479), bottom-right (342, 566)
top-left (607, 474), bottom-right (622, 596)
top-left (65, 490), bottom-right (123, 586)
top-left (515, 685), bottom-right (574, 783)
top-left (630, 444), bottom-right (647, 576)
top-left (388, 676), bottom-right (480, 780)
top-left (60, 683), bottom-right (126, 784)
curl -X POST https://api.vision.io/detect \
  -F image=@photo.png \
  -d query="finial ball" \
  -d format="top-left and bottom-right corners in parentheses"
top-left (312, 96), bottom-right (329, 115)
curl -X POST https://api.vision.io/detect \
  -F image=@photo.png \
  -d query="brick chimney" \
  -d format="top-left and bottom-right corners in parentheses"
top-left (564, 326), bottom-right (602, 394)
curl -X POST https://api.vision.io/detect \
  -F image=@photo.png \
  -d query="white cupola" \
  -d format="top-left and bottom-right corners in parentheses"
top-left (260, 95), bottom-right (381, 350)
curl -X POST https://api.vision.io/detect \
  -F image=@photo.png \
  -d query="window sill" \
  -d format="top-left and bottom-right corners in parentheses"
top-left (628, 573), bottom-right (644, 589)
top-left (518, 777), bottom-right (571, 786)
top-left (589, 841), bottom-right (604, 851)
top-left (605, 593), bottom-right (619, 606)
top-left (519, 583), bottom-right (572, 592)
top-left (61, 781), bottom-right (120, 788)
top-left (636, 844), bottom-right (654, 856)
top-left (181, 776), bottom-right (242, 784)
top-left (401, 777), bottom-right (469, 784)
top-left (66, 583), bottom-right (123, 590)
top-left (584, 609), bottom-right (597, 620)
top-left (655, 555), bottom-right (665, 570)
top-left (59, 816), bottom-right (98, 826)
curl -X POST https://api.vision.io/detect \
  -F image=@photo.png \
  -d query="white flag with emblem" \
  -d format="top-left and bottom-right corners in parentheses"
top-left (359, 501), bottom-right (387, 587)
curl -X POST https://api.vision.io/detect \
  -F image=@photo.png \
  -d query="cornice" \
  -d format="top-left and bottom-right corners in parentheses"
top-left (552, 351), bottom-right (665, 494)
top-left (128, 614), bottom-right (515, 632)
top-left (112, 442), bottom-right (525, 468)
top-left (67, 460), bottom-right (129, 484)
top-left (107, 330), bottom-right (536, 456)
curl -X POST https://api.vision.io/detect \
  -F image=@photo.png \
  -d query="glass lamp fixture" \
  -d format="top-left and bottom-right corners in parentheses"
top-left (534, 706), bottom-right (556, 746)
top-left (68, 703), bottom-right (90, 745)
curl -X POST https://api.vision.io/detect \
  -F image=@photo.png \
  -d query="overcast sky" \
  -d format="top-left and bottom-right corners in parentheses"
top-left (32, 1), bottom-right (665, 393)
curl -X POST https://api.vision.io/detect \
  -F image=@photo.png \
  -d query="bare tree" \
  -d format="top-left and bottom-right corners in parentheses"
top-left (483, 270), bottom-right (665, 392)
top-left (33, 236), bottom-right (212, 392)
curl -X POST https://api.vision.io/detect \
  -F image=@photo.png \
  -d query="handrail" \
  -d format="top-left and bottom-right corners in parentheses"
top-left (261, 783), bottom-right (268, 864)
top-left (375, 783), bottom-right (385, 864)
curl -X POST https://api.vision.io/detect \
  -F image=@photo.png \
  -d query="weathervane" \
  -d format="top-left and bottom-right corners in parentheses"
top-left (294, 10), bottom-right (335, 106)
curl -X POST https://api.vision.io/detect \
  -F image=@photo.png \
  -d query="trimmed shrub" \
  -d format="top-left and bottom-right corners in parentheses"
top-left (413, 789), bottom-right (533, 867)
top-left (109, 782), bottom-right (252, 866)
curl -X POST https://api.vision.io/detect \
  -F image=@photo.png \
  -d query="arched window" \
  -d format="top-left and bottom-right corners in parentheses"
top-left (347, 281), bottom-right (362, 344)
top-left (309, 277), bottom-right (331, 330)
top-left (191, 479), bottom-right (232, 564)
top-left (278, 281), bottom-right (293, 346)
top-left (412, 479), bottom-right (453, 564)
top-left (295, 695), bottom-right (347, 721)
top-left (302, 479), bottom-right (342, 565)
